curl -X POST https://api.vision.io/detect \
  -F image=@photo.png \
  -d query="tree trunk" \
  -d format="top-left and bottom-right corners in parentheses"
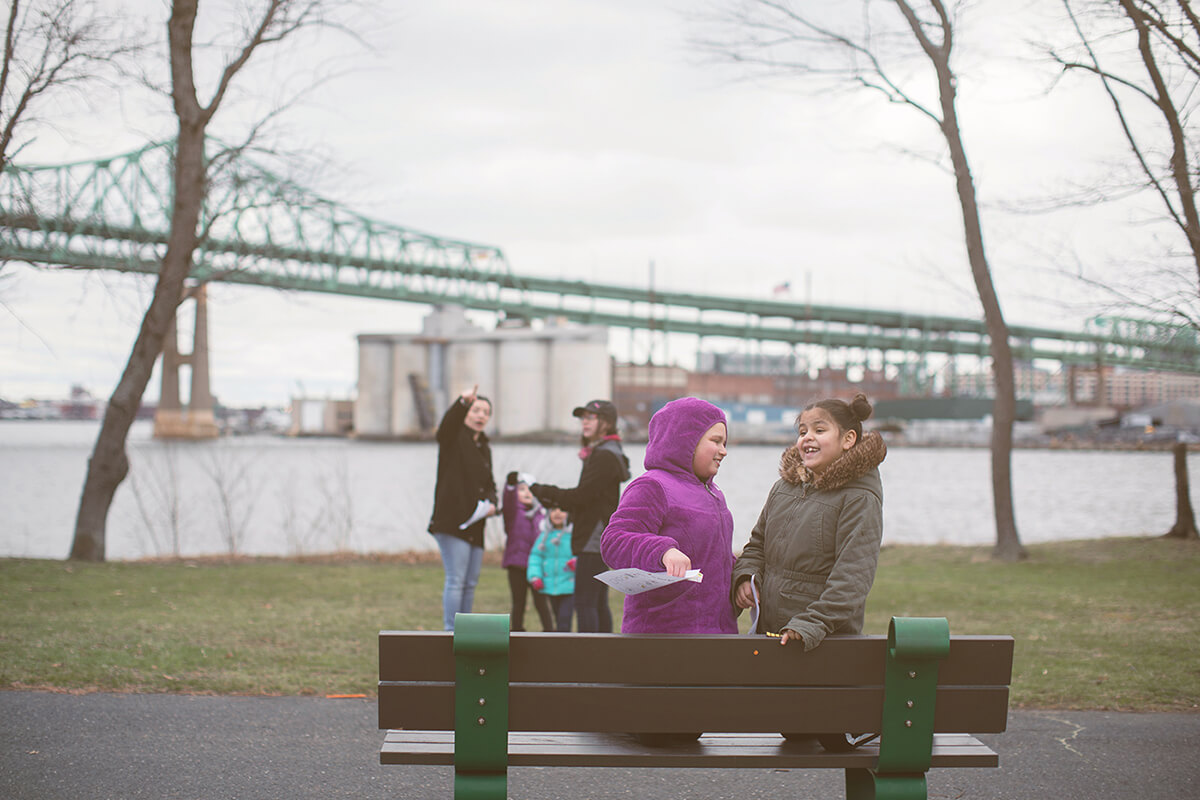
top-left (1164, 441), bottom-right (1199, 539)
top-left (69, 132), bottom-right (207, 560)
top-left (924, 18), bottom-right (1026, 561)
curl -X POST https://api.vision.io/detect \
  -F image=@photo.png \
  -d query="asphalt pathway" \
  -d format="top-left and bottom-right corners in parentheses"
top-left (2, 691), bottom-right (1197, 799)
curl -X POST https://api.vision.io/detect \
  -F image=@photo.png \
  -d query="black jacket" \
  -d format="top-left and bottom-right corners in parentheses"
top-left (427, 398), bottom-right (497, 547)
top-left (532, 439), bottom-right (630, 557)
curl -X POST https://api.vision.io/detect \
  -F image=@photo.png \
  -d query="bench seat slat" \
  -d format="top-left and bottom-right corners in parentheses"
top-left (380, 731), bottom-right (1000, 769)
top-left (378, 683), bottom-right (1010, 733)
top-left (379, 632), bottom-right (1014, 687)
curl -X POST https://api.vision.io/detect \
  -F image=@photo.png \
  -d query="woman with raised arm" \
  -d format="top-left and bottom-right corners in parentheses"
top-left (428, 385), bottom-right (497, 631)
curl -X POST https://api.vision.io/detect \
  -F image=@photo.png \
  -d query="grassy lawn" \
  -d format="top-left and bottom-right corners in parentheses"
top-left (2, 537), bottom-right (1198, 711)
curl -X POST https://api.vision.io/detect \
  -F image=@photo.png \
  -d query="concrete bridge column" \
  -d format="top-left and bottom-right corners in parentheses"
top-left (153, 284), bottom-right (219, 439)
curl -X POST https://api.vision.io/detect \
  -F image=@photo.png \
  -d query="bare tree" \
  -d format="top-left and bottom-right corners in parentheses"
top-left (1050, 0), bottom-right (1200, 320)
top-left (201, 442), bottom-right (263, 556)
top-left (1047, 1), bottom-right (1200, 541)
top-left (126, 441), bottom-right (188, 558)
top-left (70, 0), bottom-right (353, 561)
top-left (696, 0), bottom-right (1025, 560)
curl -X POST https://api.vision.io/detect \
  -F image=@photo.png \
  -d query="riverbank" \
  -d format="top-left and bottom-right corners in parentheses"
top-left (3, 536), bottom-right (1198, 711)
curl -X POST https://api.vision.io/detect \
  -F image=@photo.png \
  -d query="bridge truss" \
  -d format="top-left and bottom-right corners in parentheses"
top-left (1, 140), bottom-right (1197, 382)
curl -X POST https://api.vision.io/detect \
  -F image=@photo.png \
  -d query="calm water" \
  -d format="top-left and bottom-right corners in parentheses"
top-left (0, 420), bottom-right (1188, 560)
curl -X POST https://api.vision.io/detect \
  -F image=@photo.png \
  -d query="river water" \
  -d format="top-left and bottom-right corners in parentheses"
top-left (0, 420), bottom-right (1187, 560)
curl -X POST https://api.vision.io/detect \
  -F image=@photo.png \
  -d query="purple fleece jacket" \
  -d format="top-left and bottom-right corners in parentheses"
top-left (600, 397), bottom-right (738, 634)
top-left (501, 484), bottom-right (545, 569)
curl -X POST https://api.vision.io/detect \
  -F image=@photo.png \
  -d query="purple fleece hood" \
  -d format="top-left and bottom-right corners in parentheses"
top-left (644, 397), bottom-right (728, 481)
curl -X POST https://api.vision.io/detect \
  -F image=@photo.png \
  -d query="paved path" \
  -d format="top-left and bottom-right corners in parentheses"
top-left (2, 691), bottom-right (1197, 799)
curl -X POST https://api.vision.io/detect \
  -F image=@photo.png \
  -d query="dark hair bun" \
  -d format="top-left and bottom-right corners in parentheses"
top-left (849, 392), bottom-right (873, 422)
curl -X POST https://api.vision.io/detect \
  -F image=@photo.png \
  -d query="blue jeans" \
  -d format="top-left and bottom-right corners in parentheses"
top-left (433, 533), bottom-right (484, 631)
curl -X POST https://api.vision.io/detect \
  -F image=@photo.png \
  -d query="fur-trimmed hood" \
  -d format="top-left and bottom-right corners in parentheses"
top-left (779, 431), bottom-right (887, 490)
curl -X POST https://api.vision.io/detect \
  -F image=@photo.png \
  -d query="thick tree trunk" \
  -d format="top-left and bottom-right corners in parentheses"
top-left (924, 18), bottom-right (1026, 561)
top-left (1164, 441), bottom-right (1199, 539)
top-left (70, 129), bottom-right (205, 560)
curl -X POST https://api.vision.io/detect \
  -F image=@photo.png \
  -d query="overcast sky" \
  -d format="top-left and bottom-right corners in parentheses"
top-left (0, 0), bottom-right (1166, 406)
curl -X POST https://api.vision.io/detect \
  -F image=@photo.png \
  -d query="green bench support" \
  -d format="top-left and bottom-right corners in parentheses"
top-left (450, 613), bottom-right (509, 800)
top-left (846, 616), bottom-right (950, 800)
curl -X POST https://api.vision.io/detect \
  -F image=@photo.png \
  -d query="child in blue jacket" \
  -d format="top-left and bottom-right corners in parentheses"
top-left (527, 505), bottom-right (575, 632)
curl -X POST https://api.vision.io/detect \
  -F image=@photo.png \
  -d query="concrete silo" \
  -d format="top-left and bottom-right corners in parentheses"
top-left (354, 307), bottom-right (612, 439)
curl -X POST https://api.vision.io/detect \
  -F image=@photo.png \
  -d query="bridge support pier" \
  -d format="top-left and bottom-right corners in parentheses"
top-left (153, 284), bottom-right (219, 440)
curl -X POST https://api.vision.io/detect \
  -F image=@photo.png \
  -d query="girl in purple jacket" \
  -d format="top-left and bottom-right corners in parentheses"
top-left (600, 397), bottom-right (738, 634)
top-left (501, 473), bottom-right (555, 631)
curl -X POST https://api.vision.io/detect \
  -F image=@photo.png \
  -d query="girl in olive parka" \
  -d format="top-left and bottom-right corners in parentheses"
top-left (732, 393), bottom-right (886, 650)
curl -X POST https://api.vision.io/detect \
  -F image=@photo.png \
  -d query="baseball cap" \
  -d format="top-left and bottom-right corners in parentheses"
top-left (572, 399), bottom-right (617, 425)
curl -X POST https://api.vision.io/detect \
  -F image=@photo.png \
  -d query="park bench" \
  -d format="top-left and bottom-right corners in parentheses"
top-left (378, 613), bottom-right (1013, 800)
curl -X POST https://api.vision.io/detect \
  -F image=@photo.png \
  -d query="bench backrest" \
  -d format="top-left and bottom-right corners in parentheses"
top-left (379, 622), bottom-right (1013, 736)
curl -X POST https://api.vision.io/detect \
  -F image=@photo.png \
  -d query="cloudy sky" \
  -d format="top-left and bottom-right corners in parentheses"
top-left (0, 0), bottom-right (1164, 406)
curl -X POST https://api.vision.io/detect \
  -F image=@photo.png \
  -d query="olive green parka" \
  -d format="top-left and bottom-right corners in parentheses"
top-left (731, 432), bottom-right (886, 650)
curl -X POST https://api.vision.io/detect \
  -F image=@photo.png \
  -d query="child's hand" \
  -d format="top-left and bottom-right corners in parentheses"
top-left (779, 629), bottom-right (802, 646)
top-left (566, 557), bottom-right (577, 572)
top-left (530, 578), bottom-right (544, 591)
top-left (734, 579), bottom-right (755, 609)
top-left (661, 547), bottom-right (691, 577)
top-left (506, 471), bottom-right (519, 486)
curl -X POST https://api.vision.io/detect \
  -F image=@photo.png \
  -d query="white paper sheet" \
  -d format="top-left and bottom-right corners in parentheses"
top-left (458, 499), bottom-right (492, 530)
top-left (594, 568), bottom-right (703, 595)
top-left (747, 574), bottom-right (762, 636)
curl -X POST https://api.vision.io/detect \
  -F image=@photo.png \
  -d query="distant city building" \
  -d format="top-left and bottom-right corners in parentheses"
top-left (60, 384), bottom-right (101, 420)
top-left (1068, 366), bottom-right (1200, 409)
top-left (0, 384), bottom-right (105, 420)
top-left (944, 360), bottom-right (1200, 410)
top-left (947, 361), bottom-right (1066, 405)
top-left (614, 357), bottom-right (900, 433)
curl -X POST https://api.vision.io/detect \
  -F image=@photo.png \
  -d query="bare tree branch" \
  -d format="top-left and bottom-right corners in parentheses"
top-left (0, 0), bottom-right (140, 172)
top-left (1055, 0), bottom-right (1200, 297)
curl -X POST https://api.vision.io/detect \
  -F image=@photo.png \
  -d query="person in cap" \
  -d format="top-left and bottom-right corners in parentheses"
top-left (530, 399), bottom-right (630, 632)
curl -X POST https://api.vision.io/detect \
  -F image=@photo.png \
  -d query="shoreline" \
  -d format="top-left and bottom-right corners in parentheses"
top-left (0, 533), bottom-right (1176, 568)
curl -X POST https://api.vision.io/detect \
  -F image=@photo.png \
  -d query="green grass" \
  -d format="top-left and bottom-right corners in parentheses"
top-left (866, 537), bottom-right (1200, 712)
top-left (2, 538), bottom-right (1199, 711)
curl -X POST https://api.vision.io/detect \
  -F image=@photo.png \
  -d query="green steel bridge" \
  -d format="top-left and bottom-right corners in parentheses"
top-left (2, 139), bottom-right (1198, 380)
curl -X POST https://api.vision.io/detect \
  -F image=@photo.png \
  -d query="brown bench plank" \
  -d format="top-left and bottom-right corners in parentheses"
top-left (378, 683), bottom-right (1010, 733)
top-left (381, 731), bottom-right (1000, 769)
top-left (379, 632), bottom-right (1014, 687)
